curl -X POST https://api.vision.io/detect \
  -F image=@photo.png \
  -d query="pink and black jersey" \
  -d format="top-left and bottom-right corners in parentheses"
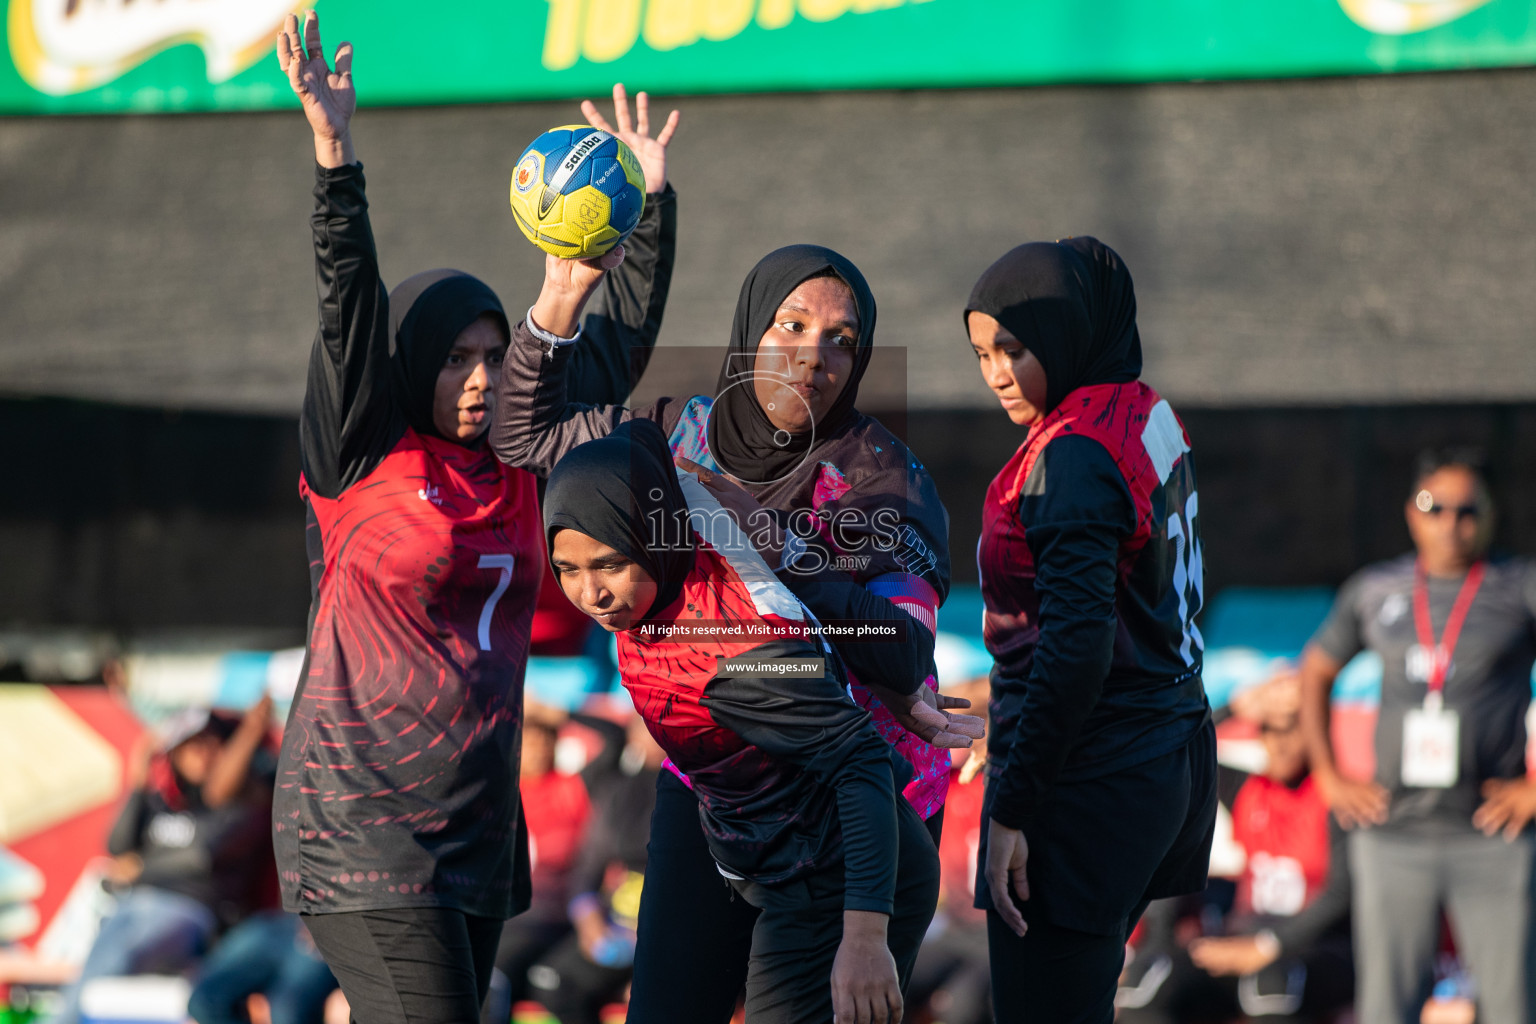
top-left (274, 163), bottom-right (675, 919)
top-left (979, 381), bottom-right (1210, 827)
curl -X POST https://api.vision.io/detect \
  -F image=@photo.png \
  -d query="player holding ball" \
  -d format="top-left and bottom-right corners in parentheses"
top-left (269, 12), bottom-right (678, 1021)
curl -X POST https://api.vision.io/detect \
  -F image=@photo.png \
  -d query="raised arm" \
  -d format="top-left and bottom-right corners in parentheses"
top-left (491, 87), bottom-right (680, 474)
top-left (279, 12), bottom-right (399, 497)
top-left (565, 86), bottom-right (679, 406)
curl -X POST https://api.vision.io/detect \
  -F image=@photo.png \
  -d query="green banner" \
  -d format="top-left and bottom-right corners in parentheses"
top-left (3, 0), bottom-right (1533, 114)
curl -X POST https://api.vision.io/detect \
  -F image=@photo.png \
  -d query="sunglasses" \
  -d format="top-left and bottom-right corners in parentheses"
top-left (1414, 491), bottom-right (1482, 520)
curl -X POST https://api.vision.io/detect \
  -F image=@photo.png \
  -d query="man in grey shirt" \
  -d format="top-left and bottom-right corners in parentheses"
top-left (1299, 450), bottom-right (1536, 1024)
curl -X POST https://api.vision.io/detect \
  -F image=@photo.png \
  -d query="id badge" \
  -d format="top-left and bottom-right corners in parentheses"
top-left (1402, 698), bottom-right (1460, 788)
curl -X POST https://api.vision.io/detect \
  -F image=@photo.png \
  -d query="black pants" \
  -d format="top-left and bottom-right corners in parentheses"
top-left (731, 797), bottom-right (940, 1024)
top-left (304, 907), bottom-right (502, 1024)
top-left (984, 722), bottom-right (1218, 1024)
top-left (628, 771), bottom-right (941, 1024)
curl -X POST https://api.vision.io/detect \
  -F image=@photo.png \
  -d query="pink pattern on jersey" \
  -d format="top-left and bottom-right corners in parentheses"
top-left (812, 461), bottom-right (852, 508)
top-left (850, 673), bottom-right (950, 819)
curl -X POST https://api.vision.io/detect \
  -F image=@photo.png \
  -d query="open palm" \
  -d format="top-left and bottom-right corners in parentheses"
top-left (580, 84), bottom-right (680, 194)
top-left (276, 11), bottom-right (355, 145)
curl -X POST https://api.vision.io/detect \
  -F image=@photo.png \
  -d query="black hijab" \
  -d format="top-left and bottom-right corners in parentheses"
top-left (964, 236), bottom-right (1142, 414)
top-left (543, 419), bottom-right (695, 622)
top-left (707, 245), bottom-right (877, 483)
top-left (388, 269), bottom-right (509, 441)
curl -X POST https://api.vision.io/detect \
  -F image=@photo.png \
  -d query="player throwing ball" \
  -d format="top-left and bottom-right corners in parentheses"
top-left (542, 419), bottom-right (939, 1024)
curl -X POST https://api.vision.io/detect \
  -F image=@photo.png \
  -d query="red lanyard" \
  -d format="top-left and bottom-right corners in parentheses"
top-left (1412, 560), bottom-right (1485, 692)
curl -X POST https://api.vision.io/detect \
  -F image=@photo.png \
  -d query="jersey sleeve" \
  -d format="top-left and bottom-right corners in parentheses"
top-left (988, 434), bottom-right (1137, 830)
top-left (298, 162), bottom-right (402, 499)
top-left (701, 639), bottom-right (901, 915)
top-left (777, 567), bottom-right (938, 697)
top-left (1308, 571), bottom-right (1368, 666)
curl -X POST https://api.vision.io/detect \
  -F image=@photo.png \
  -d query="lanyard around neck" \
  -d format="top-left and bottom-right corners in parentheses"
top-left (1412, 560), bottom-right (1485, 692)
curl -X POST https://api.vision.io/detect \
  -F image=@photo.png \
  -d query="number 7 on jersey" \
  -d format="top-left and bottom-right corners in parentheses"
top-left (477, 554), bottom-right (516, 652)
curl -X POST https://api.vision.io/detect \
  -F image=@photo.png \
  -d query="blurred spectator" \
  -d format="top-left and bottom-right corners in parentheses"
top-left (1118, 672), bottom-right (1353, 1023)
top-left (43, 698), bottom-right (275, 1024)
top-left (526, 708), bottom-right (663, 1024)
top-left (906, 678), bottom-right (991, 1024)
top-left (186, 912), bottom-right (336, 1024)
top-left (1299, 449), bottom-right (1536, 1024)
top-left (484, 701), bottom-right (593, 1020)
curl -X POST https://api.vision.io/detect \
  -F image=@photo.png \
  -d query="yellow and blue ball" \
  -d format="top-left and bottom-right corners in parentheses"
top-left (510, 125), bottom-right (646, 260)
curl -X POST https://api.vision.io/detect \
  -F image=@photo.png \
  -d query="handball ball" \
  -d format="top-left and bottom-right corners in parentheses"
top-left (510, 125), bottom-right (647, 259)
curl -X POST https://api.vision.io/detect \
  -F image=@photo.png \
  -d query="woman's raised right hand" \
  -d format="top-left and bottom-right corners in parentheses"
top-left (276, 11), bottom-right (356, 168)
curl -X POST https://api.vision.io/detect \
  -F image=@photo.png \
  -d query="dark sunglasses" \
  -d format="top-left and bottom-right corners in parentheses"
top-left (1423, 503), bottom-right (1482, 521)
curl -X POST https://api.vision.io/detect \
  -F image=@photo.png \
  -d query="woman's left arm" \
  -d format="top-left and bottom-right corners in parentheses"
top-left (988, 434), bottom-right (1136, 831)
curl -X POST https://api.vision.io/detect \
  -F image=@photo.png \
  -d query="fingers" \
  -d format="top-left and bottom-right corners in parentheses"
top-left (1012, 859), bottom-right (1031, 904)
top-left (946, 711), bottom-right (987, 739)
top-left (276, 16), bottom-right (297, 72)
top-left (832, 980), bottom-right (856, 1024)
top-left (580, 99), bottom-right (614, 135)
top-left (634, 90), bottom-right (650, 137)
top-left (985, 852), bottom-right (1026, 937)
top-left (990, 869), bottom-right (1027, 937)
top-left (597, 243), bottom-right (626, 271)
top-left (334, 41), bottom-right (353, 81)
top-left (936, 693), bottom-right (972, 710)
top-left (655, 108), bottom-right (681, 148)
top-left (927, 729), bottom-right (974, 750)
top-left (303, 9), bottom-right (323, 64)
top-left (611, 82), bottom-right (633, 135)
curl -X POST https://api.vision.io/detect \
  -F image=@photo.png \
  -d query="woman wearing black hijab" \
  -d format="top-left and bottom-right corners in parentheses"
top-left (494, 243), bottom-right (977, 1021)
top-left (965, 238), bottom-right (1217, 1023)
top-left (270, 15), bottom-right (678, 1021)
top-left (542, 419), bottom-right (940, 1024)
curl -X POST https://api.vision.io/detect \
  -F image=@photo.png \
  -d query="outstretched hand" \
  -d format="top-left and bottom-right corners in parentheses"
top-left (276, 11), bottom-right (355, 168)
top-left (581, 84), bottom-right (680, 194)
top-left (862, 679), bottom-right (984, 750)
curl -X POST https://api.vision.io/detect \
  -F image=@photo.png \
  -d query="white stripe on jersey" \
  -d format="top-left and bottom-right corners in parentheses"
top-left (1141, 399), bottom-right (1191, 485)
top-left (674, 469), bottom-right (805, 624)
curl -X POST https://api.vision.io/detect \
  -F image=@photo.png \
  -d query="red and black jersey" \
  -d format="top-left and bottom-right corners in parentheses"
top-left (1229, 773), bottom-right (1351, 952)
top-left (1231, 775), bottom-right (1331, 917)
top-left (615, 477), bottom-right (909, 915)
top-left (274, 163), bottom-right (674, 919)
top-left (979, 381), bottom-right (1210, 828)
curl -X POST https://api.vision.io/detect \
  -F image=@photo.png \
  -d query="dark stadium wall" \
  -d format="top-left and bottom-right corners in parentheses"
top-left (2, 397), bottom-right (1532, 633)
top-left (3, 68), bottom-right (1535, 414)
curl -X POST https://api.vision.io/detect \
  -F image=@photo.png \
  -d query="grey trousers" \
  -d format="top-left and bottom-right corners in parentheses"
top-left (1349, 827), bottom-right (1536, 1024)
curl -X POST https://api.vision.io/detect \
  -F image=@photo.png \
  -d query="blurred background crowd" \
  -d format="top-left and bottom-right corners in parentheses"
top-left (3, 0), bottom-right (1536, 1022)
